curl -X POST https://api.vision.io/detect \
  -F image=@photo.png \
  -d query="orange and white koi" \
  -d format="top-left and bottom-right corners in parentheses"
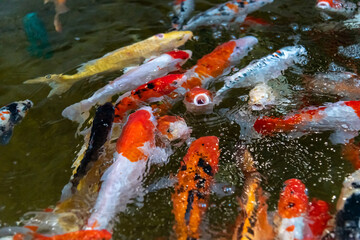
top-left (156, 115), bottom-right (191, 143)
top-left (172, 0), bottom-right (195, 30)
top-left (44, 0), bottom-right (69, 32)
top-left (181, 0), bottom-right (273, 30)
top-left (276, 178), bottom-right (308, 240)
top-left (254, 100), bottom-right (360, 144)
top-left (182, 36), bottom-right (258, 90)
top-left (215, 45), bottom-right (307, 99)
top-left (62, 50), bottom-right (192, 124)
top-left (0, 100), bottom-right (33, 145)
top-left (183, 87), bottom-right (214, 114)
top-left (113, 73), bottom-right (187, 122)
top-left (316, 0), bottom-right (357, 16)
top-left (172, 136), bottom-right (220, 240)
top-left (24, 31), bottom-right (193, 97)
top-left (232, 145), bottom-right (274, 240)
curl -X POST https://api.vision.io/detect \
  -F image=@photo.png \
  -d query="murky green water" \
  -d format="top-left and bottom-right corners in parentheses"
top-left (0, 0), bottom-right (359, 239)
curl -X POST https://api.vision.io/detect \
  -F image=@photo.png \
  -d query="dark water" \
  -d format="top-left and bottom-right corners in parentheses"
top-left (0, 0), bottom-right (359, 239)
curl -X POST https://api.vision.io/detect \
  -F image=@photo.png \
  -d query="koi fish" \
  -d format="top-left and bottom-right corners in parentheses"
top-left (232, 145), bottom-right (274, 240)
top-left (86, 107), bottom-right (162, 230)
top-left (62, 50), bottom-right (192, 124)
top-left (254, 100), bottom-right (360, 144)
top-left (248, 83), bottom-right (275, 111)
top-left (335, 169), bottom-right (360, 239)
top-left (44, 0), bottom-right (69, 32)
top-left (0, 100), bottom-right (33, 145)
top-left (316, 0), bottom-right (357, 16)
top-left (11, 229), bottom-right (112, 240)
top-left (304, 71), bottom-right (360, 99)
top-left (242, 16), bottom-right (271, 27)
top-left (276, 178), bottom-right (308, 240)
top-left (183, 87), bottom-right (214, 114)
top-left (172, 0), bottom-right (195, 30)
top-left (181, 0), bottom-right (273, 30)
top-left (182, 36), bottom-right (258, 90)
top-left (113, 74), bottom-right (187, 122)
top-left (305, 198), bottom-right (332, 239)
top-left (68, 103), bottom-right (114, 193)
top-left (215, 45), bottom-right (307, 100)
top-left (24, 31), bottom-right (193, 97)
top-left (172, 136), bottom-right (220, 240)
top-left (156, 115), bottom-right (191, 143)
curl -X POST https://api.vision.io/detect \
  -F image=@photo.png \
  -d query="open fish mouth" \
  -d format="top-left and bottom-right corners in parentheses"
top-left (316, 1), bottom-right (331, 9)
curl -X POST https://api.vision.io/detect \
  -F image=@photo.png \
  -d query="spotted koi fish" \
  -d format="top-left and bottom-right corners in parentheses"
top-left (181, 0), bottom-right (273, 30)
top-left (113, 74), bottom-right (187, 122)
top-left (172, 136), bottom-right (220, 240)
top-left (316, 0), bottom-right (357, 16)
top-left (24, 31), bottom-right (193, 97)
top-left (182, 36), bottom-right (258, 90)
top-left (276, 178), bottom-right (309, 240)
top-left (232, 145), bottom-right (274, 240)
top-left (215, 45), bottom-right (307, 99)
top-left (183, 87), bottom-right (214, 114)
top-left (62, 50), bottom-right (192, 124)
top-left (335, 169), bottom-right (360, 239)
top-left (172, 0), bottom-right (195, 30)
top-left (254, 100), bottom-right (360, 144)
top-left (0, 100), bottom-right (33, 145)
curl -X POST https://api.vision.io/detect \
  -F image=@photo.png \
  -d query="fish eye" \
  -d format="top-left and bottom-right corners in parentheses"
top-left (156, 34), bottom-right (164, 39)
top-left (194, 93), bottom-right (210, 106)
top-left (46, 74), bottom-right (51, 79)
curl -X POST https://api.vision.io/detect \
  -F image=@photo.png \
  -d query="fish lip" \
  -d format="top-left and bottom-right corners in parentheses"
top-left (316, 2), bottom-right (331, 9)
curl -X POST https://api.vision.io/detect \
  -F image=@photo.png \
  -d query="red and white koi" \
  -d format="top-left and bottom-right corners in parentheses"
top-left (183, 87), bottom-right (214, 114)
top-left (172, 136), bottom-right (220, 240)
top-left (172, 0), bottom-right (195, 30)
top-left (254, 100), bottom-right (360, 144)
top-left (316, 0), bottom-right (357, 16)
top-left (86, 107), bottom-right (161, 230)
top-left (181, 0), bottom-right (274, 30)
top-left (62, 50), bottom-right (192, 124)
top-left (275, 178), bottom-right (308, 240)
top-left (215, 45), bottom-right (307, 99)
top-left (0, 100), bottom-right (33, 145)
top-left (182, 36), bottom-right (258, 90)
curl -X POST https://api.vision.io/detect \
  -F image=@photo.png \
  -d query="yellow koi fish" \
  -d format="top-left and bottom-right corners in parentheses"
top-left (24, 31), bottom-right (193, 97)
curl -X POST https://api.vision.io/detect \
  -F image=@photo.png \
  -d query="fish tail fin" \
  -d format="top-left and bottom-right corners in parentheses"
top-left (62, 101), bottom-right (91, 124)
top-left (235, 144), bottom-right (257, 174)
top-left (253, 117), bottom-right (286, 135)
top-left (24, 74), bottom-right (74, 97)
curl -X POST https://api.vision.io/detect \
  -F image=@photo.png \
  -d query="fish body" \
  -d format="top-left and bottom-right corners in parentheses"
top-left (182, 0), bottom-right (273, 30)
top-left (22, 12), bottom-right (52, 59)
top-left (44, 0), bottom-right (69, 32)
top-left (335, 169), bottom-right (360, 240)
top-left (16, 229), bottom-right (112, 240)
top-left (0, 100), bottom-right (33, 145)
top-left (24, 31), bottom-right (193, 97)
top-left (215, 45), bottom-right (307, 99)
top-left (248, 83), bottom-right (275, 111)
top-left (69, 103), bottom-right (114, 192)
top-left (304, 71), bottom-right (360, 99)
top-left (316, 0), bottom-right (357, 16)
top-left (61, 50), bottom-right (192, 123)
top-left (276, 179), bottom-right (308, 240)
top-left (305, 198), bottom-right (332, 239)
top-left (183, 87), bottom-right (214, 114)
top-left (254, 100), bottom-right (360, 144)
top-left (232, 146), bottom-right (274, 240)
top-left (182, 36), bottom-right (259, 90)
top-left (113, 74), bottom-right (187, 122)
top-left (172, 136), bottom-right (220, 240)
top-left (156, 115), bottom-right (191, 142)
top-left (86, 107), bottom-right (158, 230)
top-left (172, 0), bottom-right (195, 30)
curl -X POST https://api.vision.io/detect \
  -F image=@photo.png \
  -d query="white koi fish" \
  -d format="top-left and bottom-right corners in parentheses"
top-left (215, 45), bottom-right (307, 100)
top-left (172, 0), bottom-right (195, 30)
top-left (61, 50), bottom-right (192, 124)
top-left (182, 0), bottom-right (273, 31)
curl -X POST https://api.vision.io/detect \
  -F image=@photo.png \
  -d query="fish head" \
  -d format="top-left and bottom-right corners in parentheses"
top-left (278, 178), bottom-right (308, 219)
top-left (316, 0), bottom-right (337, 9)
top-left (156, 31), bottom-right (193, 50)
top-left (337, 169), bottom-right (360, 211)
top-left (248, 83), bottom-right (275, 111)
top-left (183, 87), bottom-right (214, 114)
top-left (7, 100), bottom-right (33, 124)
top-left (156, 115), bottom-right (191, 142)
top-left (229, 36), bottom-right (258, 64)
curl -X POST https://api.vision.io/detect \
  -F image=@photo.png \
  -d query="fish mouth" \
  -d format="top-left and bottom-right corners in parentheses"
top-left (23, 100), bottom-right (34, 111)
top-left (316, 2), bottom-right (331, 9)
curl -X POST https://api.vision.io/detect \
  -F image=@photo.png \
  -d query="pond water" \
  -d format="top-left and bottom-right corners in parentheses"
top-left (0, 0), bottom-right (359, 239)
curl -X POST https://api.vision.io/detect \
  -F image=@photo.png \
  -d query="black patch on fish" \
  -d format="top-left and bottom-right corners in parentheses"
top-left (237, 222), bottom-right (245, 239)
top-left (196, 191), bottom-right (205, 199)
top-left (197, 158), bottom-right (213, 176)
top-left (0, 129), bottom-right (13, 145)
top-left (181, 165), bottom-right (187, 171)
top-left (7, 103), bottom-right (23, 124)
top-left (247, 226), bottom-right (254, 236)
top-left (352, 182), bottom-right (360, 189)
top-left (147, 83), bottom-right (155, 89)
top-left (194, 173), bottom-right (201, 180)
top-left (196, 178), bottom-right (206, 189)
top-left (335, 192), bottom-right (360, 239)
top-left (71, 102), bottom-right (115, 190)
top-left (185, 190), bottom-right (195, 224)
top-left (186, 238), bottom-right (197, 240)
top-left (238, 1), bottom-right (245, 8)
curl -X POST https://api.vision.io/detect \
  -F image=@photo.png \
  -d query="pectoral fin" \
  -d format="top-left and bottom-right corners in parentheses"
top-left (1, 128), bottom-right (13, 145)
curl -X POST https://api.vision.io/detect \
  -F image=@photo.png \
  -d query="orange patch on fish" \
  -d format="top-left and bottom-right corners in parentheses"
top-left (116, 109), bottom-right (155, 162)
top-left (226, 2), bottom-right (239, 13)
top-left (31, 229), bottom-right (112, 240)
